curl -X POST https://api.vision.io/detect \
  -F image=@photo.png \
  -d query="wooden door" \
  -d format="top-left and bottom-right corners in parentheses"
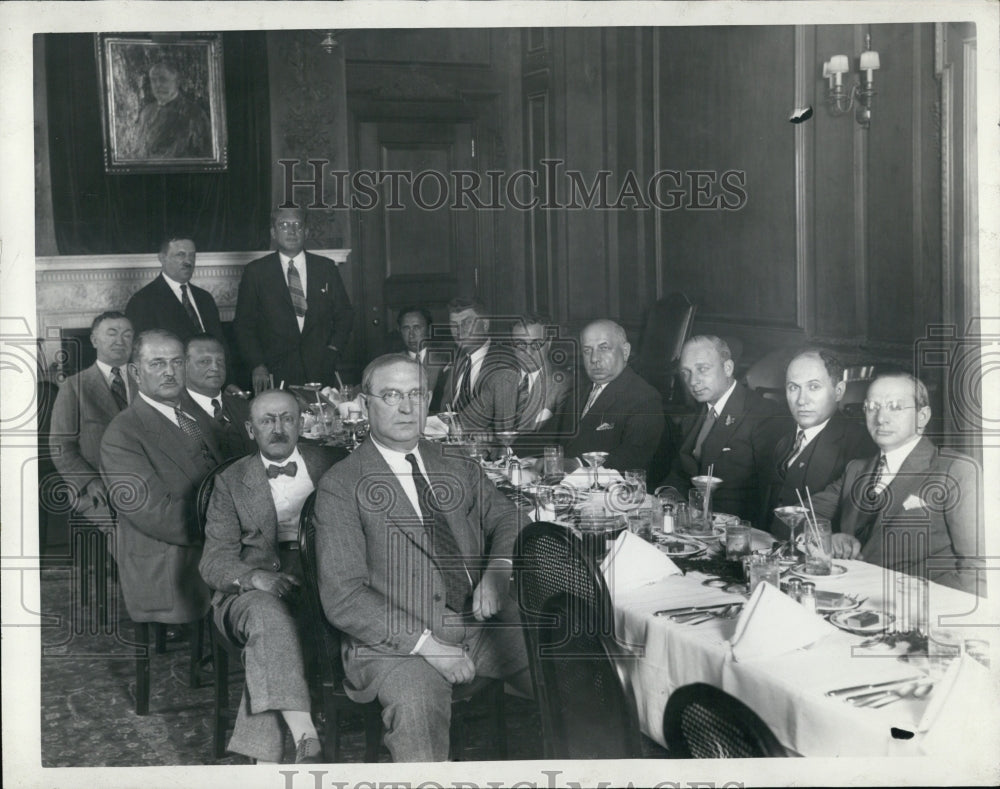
top-left (355, 120), bottom-right (479, 359)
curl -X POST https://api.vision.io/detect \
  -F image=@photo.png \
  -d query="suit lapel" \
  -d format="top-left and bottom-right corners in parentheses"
top-left (302, 254), bottom-right (326, 335)
top-left (153, 275), bottom-right (195, 331)
top-left (879, 438), bottom-right (936, 521)
top-left (265, 254), bottom-right (300, 333)
top-left (81, 364), bottom-right (121, 421)
top-left (702, 383), bottom-right (747, 457)
top-left (239, 456), bottom-right (280, 545)
top-left (133, 398), bottom-right (209, 481)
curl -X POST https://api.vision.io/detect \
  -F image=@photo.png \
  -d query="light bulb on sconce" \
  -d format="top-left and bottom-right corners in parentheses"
top-left (823, 33), bottom-right (880, 128)
top-left (320, 31), bottom-right (339, 55)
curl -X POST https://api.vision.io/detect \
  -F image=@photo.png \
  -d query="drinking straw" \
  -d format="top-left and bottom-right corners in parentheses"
top-left (805, 487), bottom-right (831, 559)
top-left (702, 464), bottom-right (714, 524)
top-left (279, 380), bottom-right (285, 390)
top-left (334, 371), bottom-right (346, 391)
top-left (795, 488), bottom-right (823, 550)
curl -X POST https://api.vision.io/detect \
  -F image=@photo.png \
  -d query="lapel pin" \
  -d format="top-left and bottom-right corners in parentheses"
top-left (724, 414), bottom-right (736, 426)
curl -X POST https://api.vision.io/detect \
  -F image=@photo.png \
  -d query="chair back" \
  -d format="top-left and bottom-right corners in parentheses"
top-left (743, 347), bottom-right (798, 405)
top-left (663, 683), bottom-right (787, 758)
top-left (632, 292), bottom-right (697, 401)
top-left (195, 456), bottom-right (241, 539)
top-left (298, 491), bottom-right (348, 686)
top-left (513, 521), bottom-right (644, 759)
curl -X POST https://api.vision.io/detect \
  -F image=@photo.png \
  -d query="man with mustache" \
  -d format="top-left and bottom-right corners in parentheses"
top-left (100, 329), bottom-right (222, 632)
top-left (125, 235), bottom-right (226, 347)
top-left (200, 389), bottom-right (347, 763)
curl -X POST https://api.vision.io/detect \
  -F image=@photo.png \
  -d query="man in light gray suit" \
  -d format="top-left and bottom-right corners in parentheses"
top-left (314, 354), bottom-right (530, 762)
top-left (50, 311), bottom-right (136, 521)
top-left (100, 330), bottom-right (222, 626)
top-left (200, 390), bottom-right (347, 763)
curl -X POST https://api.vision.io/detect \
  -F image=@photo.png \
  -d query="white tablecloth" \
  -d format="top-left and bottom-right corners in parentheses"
top-left (611, 558), bottom-right (991, 757)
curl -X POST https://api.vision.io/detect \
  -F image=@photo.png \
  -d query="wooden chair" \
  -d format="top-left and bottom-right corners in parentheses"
top-left (663, 683), bottom-right (789, 758)
top-left (744, 347), bottom-right (798, 406)
top-left (298, 492), bottom-right (508, 762)
top-left (632, 292), bottom-right (697, 404)
top-left (513, 521), bottom-right (645, 759)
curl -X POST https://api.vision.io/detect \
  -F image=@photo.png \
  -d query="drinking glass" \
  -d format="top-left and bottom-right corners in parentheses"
top-left (745, 554), bottom-right (782, 594)
top-left (802, 517), bottom-right (833, 575)
top-left (581, 451), bottom-right (609, 490)
top-left (687, 489), bottom-right (713, 534)
top-left (673, 502), bottom-right (692, 533)
top-left (725, 520), bottom-right (752, 561)
top-left (690, 474), bottom-right (722, 529)
top-left (623, 469), bottom-right (648, 501)
top-left (928, 627), bottom-right (964, 679)
top-left (496, 431), bottom-right (518, 468)
top-left (892, 575), bottom-right (928, 634)
top-left (543, 446), bottom-right (565, 479)
top-left (773, 505), bottom-right (809, 561)
top-left (627, 506), bottom-right (655, 542)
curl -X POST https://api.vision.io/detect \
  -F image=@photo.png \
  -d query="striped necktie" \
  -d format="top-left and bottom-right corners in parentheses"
top-left (783, 429), bottom-right (806, 470)
top-left (287, 259), bottom-right (308, 317)
top-left (581, 384), bottom-right (602, 419)
top-left (174, 406), bottom-right (205, 442)
top-left (110, 367), bottom-right (128, 411)
top-left (692, 407), bottom-right (717, 462)
top-left (180, 285), bottom-right (203, 331)
top-left (855, 455), bottom-right (889, 547)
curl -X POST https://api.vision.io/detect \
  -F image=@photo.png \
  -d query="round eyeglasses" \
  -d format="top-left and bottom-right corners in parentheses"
top-left (366, 389), bottom-right (429, 406)
top-left (862, 400), bottom-right (917, 414)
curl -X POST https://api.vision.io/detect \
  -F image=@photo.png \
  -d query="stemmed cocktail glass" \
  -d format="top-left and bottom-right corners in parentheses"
top-left (773, 505), bottom-right (809, 562)
top-left (581, 451), bottom-right (609, 490)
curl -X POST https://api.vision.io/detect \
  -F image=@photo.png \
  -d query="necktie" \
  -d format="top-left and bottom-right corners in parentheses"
top-left (453, 353), bottom-right (473, 412)
top-left (692, 407), bottom-right (717, 462)
top-left (515, 373), bottom-right (531, 416)
top-left (581, 384), bottom-right (602, 419)
top-left (174, 406), bottom-right (205, 442)
top-left (110, 367), bottom-right (128, 411)
top-left (180, 285), bottom-right (203, 331)
top-left (855, 455), bottom-right (889, 547)
top-left (784, 429), bottom-right (806, 470)
top-left (405, 453), bottom-right (470, 613)
top-left (211, 398), bottom-right (223, 420)
top-left (266, 461), bottom-right (298, 479)
top-left (287, 260), bottom-right (308, 317)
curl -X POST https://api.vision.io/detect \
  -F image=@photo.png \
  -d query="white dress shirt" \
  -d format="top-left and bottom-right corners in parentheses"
top-left (787, 418), bottom-right (832, 465)
top-left (95, 359), bottom-right (130, 404)
top-left (186, 387), bottom-right (222, 418)
top-left (455, 340), bottom-right (491, 395)
top-left (161, 274), bottom-right (204, 330)
top-left (709, 380), bottom-right (738, 415)
top-left (280, 252), bottom-right (308, 332)
top-left (260, 447), bottom-right (315, 542)
top-left (874, 435), bottom-right (923, 493)
top-left (138, 391), bottom-right (188, 428)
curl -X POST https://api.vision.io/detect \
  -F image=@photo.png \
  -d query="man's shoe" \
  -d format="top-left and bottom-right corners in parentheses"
top-left (294, 735), bottom-right (323, 764)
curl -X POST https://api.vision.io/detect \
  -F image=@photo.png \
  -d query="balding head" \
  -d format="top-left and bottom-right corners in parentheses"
top-left (580, 320), bottom-right (630, 384)
top-left (247, 390), bottom-right (301, 462)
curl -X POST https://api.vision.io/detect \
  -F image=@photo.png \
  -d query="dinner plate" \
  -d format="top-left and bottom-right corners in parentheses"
top-left (790, 563), bottom-right (848, 578)
top-left (829, 609), bottom-right (895, 634)
top-left (814, 591), bottom-right (862, 614)
top-left (655, 537), bottom-right (706, 559)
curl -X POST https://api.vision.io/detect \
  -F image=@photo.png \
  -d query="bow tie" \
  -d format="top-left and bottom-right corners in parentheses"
top-left (266, 461), bottom-right (298, 479)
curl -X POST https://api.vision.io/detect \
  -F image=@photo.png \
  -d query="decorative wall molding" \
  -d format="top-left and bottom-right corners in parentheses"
top-left (35, 249), bottom-right (351, 341)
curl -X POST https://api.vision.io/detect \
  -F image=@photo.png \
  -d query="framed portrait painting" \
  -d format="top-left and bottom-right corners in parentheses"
top-left (96, 33), bottom-right (227, 173)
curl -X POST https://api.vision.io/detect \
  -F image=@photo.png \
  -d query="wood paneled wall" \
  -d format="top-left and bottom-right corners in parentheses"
top-left (522, 24), bottom-right (967, 380)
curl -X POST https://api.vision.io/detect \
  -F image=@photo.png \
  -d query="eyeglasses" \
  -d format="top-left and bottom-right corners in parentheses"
top-left (511, 339), bottom-right (545, 351)
top-left (365, 389), bottom-right (429, 406)
top-left (275, 221), bottom-right (304, 231)
top-left (862, 400), bottom-right (917, 414)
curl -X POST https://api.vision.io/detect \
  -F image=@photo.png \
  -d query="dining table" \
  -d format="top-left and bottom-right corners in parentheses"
top-left (489, 456), bottom-right (995, 759)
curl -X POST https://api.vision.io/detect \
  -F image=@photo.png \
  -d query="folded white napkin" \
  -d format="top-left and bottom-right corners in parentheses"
top-left (599, 530), bottom-right (681, 597)
top-left (729, 581), bottom-right (837, 662)
top-left (563, 467), bottom-right (624, 489)
top-left (422, 415), bottom-right (449, 439)
top-left (918, 654), bottom-right (998, 755)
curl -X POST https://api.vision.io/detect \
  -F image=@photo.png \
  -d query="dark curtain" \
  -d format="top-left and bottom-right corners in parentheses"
top-left (47, 32), bottom-right (271, 254)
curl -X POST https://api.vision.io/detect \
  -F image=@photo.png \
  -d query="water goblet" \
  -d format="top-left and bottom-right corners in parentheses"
top-left (581, 451), bottom-right (609, 490)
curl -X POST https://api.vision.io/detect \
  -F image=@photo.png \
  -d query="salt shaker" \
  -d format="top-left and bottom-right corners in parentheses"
top-left (799, 581), bottom-right (817, 613)
top-left (661, 503), bottom-right (675, 534)
top-left (785, 577), bottom-right (802, 603)
top-left (508, 459), bottom-right (523, 487)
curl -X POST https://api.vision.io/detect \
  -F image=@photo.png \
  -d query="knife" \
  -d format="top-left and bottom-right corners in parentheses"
top-left (825, 676), bottom-right (926, 698)
top-left (653, 603), bottom-right (734, 617)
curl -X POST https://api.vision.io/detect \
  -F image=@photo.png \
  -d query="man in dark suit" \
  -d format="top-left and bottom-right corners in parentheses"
top-left (662, 335), bottom-right (789, 522)
top-left (200, 390), bottom-right (347, 763)
top-left (508, 313), bottom-right (573, 454)
top-left (234, 206), bottom-right (354, 393)
top-left (314, 354), bottom-right (530, 762)
top-left (811, 373), bottom-right (983, 596)
top-left (125, 236), bottom-right (225, 345)
top-left (100, 330), bottom-right (222, 626)
top-left (559, 320), bottom-right (664, 473)
top-left (396, 306), bottom-right (448, 405)
top-left (762, 349), bottom-right (876, 536)
top-left (182, 333), bottom-right (255, 461)
top-left (49, 311), bottom-right (137, 521)
top-left (436, 297), bottom-right (521, 437)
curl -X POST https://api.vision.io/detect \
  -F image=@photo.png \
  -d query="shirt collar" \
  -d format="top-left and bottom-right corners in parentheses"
top-left (259, 445), bottom-right (305, 474)
top-left (370, 435), bottom-right (425, 471)
top-left (469, 340), bottom-right (490, 365)
top-left (94, 358), bottom-right (124, 380)
top-left (798, 417), bottom-right (832, 446)
top-left (881, 435), bottom-right (922, 474)
top-left (160, 273), bottom-right (193, 299)
top-left (186, 387), bottom-right (222, 416)
top-left (709, 380), bottom-right (738, 415)
top-left (139, 390), bottom-right (182, 422)
top-left (281, 251), bottom-right (305, 269)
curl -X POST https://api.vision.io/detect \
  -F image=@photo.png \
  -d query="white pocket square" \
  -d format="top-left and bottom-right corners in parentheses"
top-left (722, 447), bottom-right (732, 452)
top-left (596, 422), bottom-right (614, 431)
top-left (903, 494), bottom-right (927, 510)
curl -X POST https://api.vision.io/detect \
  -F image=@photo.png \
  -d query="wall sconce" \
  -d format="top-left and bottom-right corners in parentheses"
top-left (319, 31), bottom-right (339, 55)
top-left (823, 33), bottom-right (880, 128)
